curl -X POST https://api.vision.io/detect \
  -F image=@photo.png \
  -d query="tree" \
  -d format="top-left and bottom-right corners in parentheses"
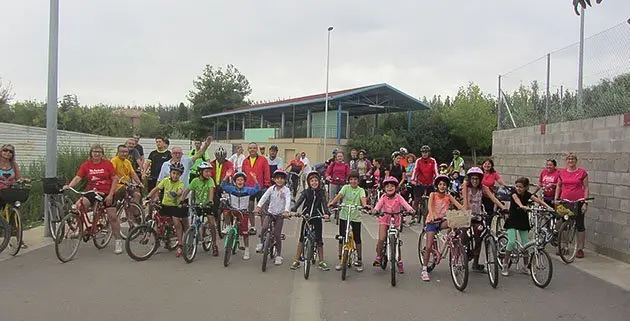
top-left (573, 0), bottom-right (602, 15)
top-left (187, 64), bottom-right (252, 138)
top-left (0, 78), bottom-right (13, 107)
top-left (136, 112), bottom-right (162, 137)
top-left (60, 94), bottom-right (79, 113)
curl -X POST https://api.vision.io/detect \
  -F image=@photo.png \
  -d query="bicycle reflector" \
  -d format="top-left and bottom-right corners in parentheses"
top-left (335, 235), bottom-right (344, 241)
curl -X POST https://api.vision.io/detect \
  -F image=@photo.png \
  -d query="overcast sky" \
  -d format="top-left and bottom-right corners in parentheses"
top-left (1, 0), bottom-right (629, 106)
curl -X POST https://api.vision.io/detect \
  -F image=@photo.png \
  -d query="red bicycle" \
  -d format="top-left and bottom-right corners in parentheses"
top-left (54, 187), bottom-right (113, 263)
top-left (124, 199), bottom-right (179, 261)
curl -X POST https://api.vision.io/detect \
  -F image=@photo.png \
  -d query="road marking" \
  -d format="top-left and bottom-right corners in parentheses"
top-left (289, 268), bottom-right (323, 321)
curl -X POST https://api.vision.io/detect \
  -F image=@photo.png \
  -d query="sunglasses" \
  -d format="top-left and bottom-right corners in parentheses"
top-left (2, 149), bottom-right (14, 154)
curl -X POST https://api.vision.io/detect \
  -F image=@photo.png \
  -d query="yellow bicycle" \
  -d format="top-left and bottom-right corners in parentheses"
top-left (333, 204), bottom-right (368, 281)
top-left (0, 180), bottom-right (30, 256)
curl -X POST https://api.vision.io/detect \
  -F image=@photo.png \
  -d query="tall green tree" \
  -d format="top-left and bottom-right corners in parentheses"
top-left (0, 78), bottom-right (13, 107)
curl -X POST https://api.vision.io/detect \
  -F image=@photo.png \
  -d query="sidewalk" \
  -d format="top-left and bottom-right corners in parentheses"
top-left (0, 225), bottom-right (53, 262)
top-left (551, 249), bottom-right (630, 291)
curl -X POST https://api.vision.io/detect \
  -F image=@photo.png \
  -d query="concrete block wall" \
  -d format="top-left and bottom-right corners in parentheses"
top-left (492, 114), bottom-right (630, 262)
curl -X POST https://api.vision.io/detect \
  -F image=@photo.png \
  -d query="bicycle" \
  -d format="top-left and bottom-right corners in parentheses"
top-left (497, 207), bottom-right (554, 288)
top-left (0, 180), bottom-right (30, 256)
top-left (333, 204), bottom-right (368, 281)
top-left (0, 215), bottom-right (9, 254)
top-left (294, 211), bottom-right (324, 280)
top-left (43, 177), bottom-right (73, 242)
top-left (418, 210), bottom-right (472, 291)
top-left (373, 210), bottom-right (412, 287)
top-left (124, 199), bottom-right (179, 261)
top-left (182, 202), bottom-right (214, 264)
top-left (222, 206), bottom-right (247, 267)
top-left (555, 198), bottom-right (593, 264)
top-left (260, 213), bottom-right (288, 272)
top-left (54, 187), bottom-right (113, 263)
top-left (287, 171), bottom-right (301, 199)
top-left (116, 181), bottom-right (146, 240)
top-left (462, 211), bottom-right (500, 288)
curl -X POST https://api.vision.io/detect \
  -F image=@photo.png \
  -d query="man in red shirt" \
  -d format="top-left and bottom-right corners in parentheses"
top-left (411, 145), bottom-right (439, 211)
top-left (64, 144), bottom-right (123, 254)
top-left (241, 142), bottom-right (271, 234)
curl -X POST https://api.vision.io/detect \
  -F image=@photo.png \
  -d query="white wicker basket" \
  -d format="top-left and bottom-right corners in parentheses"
top-left (445, 210), bottom-right (473, 229)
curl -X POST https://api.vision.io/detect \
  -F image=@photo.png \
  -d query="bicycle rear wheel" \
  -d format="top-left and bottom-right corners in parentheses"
top-left (46, 196), bottom-right (64, 242)
top-left (125, 225), bottom-right (159, 261)
top-left (55, 213), bottom-right (83, 263)
top-left (449, 240), bottom-right (469, 292)
top-left (93, 211), bottom-right (113, 249)
top-left (118, 201), bottom-right (145, 240)
top-left (418, 231), bottom-right (437, 272)
top-left (530, 249), bottom-right (553, 288)
top-left (303, 238), bottom-right (312, 280)
top-left (558, 220), bottom-right (577, 264)
top-left (0, 216), bottom-right (10, 254)
top-left (389, 235), bottom-right (397, 287)
top-left (223, 230), bottom-right (235, 267)
top-left (201, 223), bottom-right (212, 252)
top-left (183, 228), bottom-right (198, 263)
top-left (6, 208), bottom-right (23, 256)
top-left (484, 234), bottom-right (499, 289)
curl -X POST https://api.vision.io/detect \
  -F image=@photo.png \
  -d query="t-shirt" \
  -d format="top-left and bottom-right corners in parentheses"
top-left (188, 177), bottom-right (216, 205)
top-left (188, 149), bottom-right (210, 173)
top-left (148, 149), bottom-right (171, 179)
top-left (356, 159), bottom-right (370, 176)
top-left (506, 191), bottom-right (532, 231)
top-left (0, 167), bottom-right (15, 190)
top-left (128, 148), bottom-right (142, 173)
top-left (558, 168), bottom-right (588, 202)
top-left (228, 153), bottom-right (246, 171)
top-left (157, 178), bottom-right (184, 206)
top-left (111, 156), bottom-right (134, 188)
top-left (158, 157), bottom-right (194, 189)
top-left (136, 143), bottom-right (144, 157)
top-left (288, 159), bottom-right (305, 173)
top-left (267, 156), bottom-right (283, 174)
top-left (428, 192), bottom-right (450, 223)
top-left (388, 164), bottom-right (405, 182)
top-left (76, 159), bottom-right (116, 194)
top-left (482, 171), bottom-right (502, 190)
top-left (539, 169), bottom-right (560, 198)
top-left (450, 156), bottom-right (465, 176)
top-left (338, 184), bottom-right (366, 222)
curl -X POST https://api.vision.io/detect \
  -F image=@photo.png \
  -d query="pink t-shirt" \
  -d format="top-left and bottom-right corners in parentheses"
top-left (539, 169), bottom-right (560, 198)
top-left (374, 193), bottom-right (414, 227)
top-left (482, 171), bottom-right (502, 189)
top-left (558, 168), bottom-right (588, 201)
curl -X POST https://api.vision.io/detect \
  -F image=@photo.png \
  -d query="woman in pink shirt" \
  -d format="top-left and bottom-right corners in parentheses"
top-left (481, 159), bottom-right (505, 216)
top-left (371, 176), bottom-right (414, 273)
top-left (534, 159), bottom-right (560, 204)
top-left (325, 151), bottom-right (350, 200)
top-left (555, 153), bottom-right (589, 258)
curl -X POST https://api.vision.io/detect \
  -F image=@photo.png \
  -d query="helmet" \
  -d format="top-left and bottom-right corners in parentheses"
top-left (169, 162), bottom-right (185, 173)
top-left (233, 171), bottom-right (247, 181)
top-left (197, 161), bottom-right (212, 171)
top-left (439, 163), bottom-right (448, 168)
top-left (272, 169), bottom-right (288, 179)
top-left (466, 167), bottom-right (483, 178)
top-left (399, 147), bottom-right (408, 154)
top-left (215, 147), bottom-right (227, 160)
top-left (420, 145), bottom-right (431, 152)
top-left (453, 149), bottom-right (461, 156)
top-left (332, 148), bottom-right (338, 155)
top-left (382, 176), bottom-right (399, 187)
top-left (391, 151), bottom-right (401, 159)
top-left (306, 171), bottom-right (321, 182)
top-left (269, 145), bottom-right (278, 151)
top-left (433, 175), bottom-right (450, 188)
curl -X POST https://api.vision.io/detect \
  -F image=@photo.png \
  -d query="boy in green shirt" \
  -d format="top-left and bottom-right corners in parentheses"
top-left (182, 162), bottom-right (217, 255)
top-left (328, 171), bottom-right (368, 272)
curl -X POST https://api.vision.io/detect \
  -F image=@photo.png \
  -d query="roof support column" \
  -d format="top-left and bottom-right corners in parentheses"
top-left (306, 108), bottom-right (312, 138)
top-left (336, 101), bottom-right (342, 144)
top-left (292, 105), bottom-right (296, 143)
top-left (226, 118), bottom-right (230, 141)
top-left (260, 115), bottom-right (264, 128)
top-left (242, 115), bottom-right (246, 131)
top-left (407, 111), bottom-right (412, 131)
top-left (281, 112), bottom-right (285, 138)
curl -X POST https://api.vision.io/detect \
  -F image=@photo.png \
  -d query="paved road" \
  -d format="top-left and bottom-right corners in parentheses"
top-left (1, 217), bottom-right (629, 321)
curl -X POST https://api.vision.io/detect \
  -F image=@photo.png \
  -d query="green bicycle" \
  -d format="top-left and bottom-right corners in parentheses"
top-left (223, 207), bottom-right (247, 267)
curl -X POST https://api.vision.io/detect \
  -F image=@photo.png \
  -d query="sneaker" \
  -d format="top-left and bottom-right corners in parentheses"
top-left (373, 259), bottom-right (381, 267)
top-left (114, 239), bottom-right (123, 254)
top-left (397, 261), bottom-right (405, 274)
top-left (318, 261), bottom-right (330, 271)
top-left (501, 266), bottom-right (509, 276)
top-left (576, 249), bottom-right (585, 258)
top-left (274, 256), bottom-right (283, 265)
top-left (335, 262), bottom-right (343, 271)
top-left (290, 259), bottom-right (300, 270)
top-left (212, 244), bottom-right (219, 257)
top-left (243, 249), bottom-right (250, 260)
top-left (355, 261), bottom-right (364, 272)
top-left (421, 269), bottom-right (430, 281)
top-left (249, 226), bottom-right (257, 235)
top-left (176, 246), bottom-right (183, 258)
top-left (221, 225), bottom-right (231, 234)
top-left (255, 243), bottom-right (263, 253)
top-left (20, 241), bottom-right (28, 249)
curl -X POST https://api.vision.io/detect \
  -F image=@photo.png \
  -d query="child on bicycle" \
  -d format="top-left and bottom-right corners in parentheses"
top-left (254, 169), bottom-right (292, 265)
top-left (220, 171), bottom-right (261, 260)
top-left (502, 177), bottom-right (553, 276)
top-left (290, 171), bottom-right (331, 271)
top-left (422, 175), bottom-right (464, 281)
top-left (372, 176), bottom-right (414, 273)
top-left (146, 162), bottom-right (187, 257)
top-left (328, 171), bottom-right (368, 272)
top-left (182, 161), bottom-right (217, 256)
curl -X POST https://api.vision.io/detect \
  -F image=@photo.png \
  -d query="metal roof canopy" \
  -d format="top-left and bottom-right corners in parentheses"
top-left (202, 83), bottom-right (431, 122)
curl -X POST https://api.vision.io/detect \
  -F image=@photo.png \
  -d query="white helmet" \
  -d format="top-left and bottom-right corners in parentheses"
top-left (399, 147), bottom-right (408, 154)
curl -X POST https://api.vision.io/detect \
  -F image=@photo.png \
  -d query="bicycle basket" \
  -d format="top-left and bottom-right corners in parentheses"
top-left (555, 204), bottom-right (576, 217)
top-left (445, 210), bottom-right (473, 229)
top-left (0, 188), bottom-right (30, 203)
top-left (43, 177), bottom-right (64, 194)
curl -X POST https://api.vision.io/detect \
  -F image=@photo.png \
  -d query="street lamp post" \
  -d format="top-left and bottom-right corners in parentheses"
top-left (322, 26), bottom-right (333, 163)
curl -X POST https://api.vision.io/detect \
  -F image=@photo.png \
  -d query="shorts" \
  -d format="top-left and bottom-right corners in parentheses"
top-left (299, 217), bottom-right (323, 246)
top-left (377, 213), bottom-right (402, 228)
top-left (84, 191), bottom-right (119, 208)
top-left (565, 202), bottom-right (586, 233)
top-left (198, 206), bottom-right (218, 219)
top-left (338, 219), bottom-right (362, 245)
top-left (160, 205), bottom-right (188, 218)
top-left (424, 220), bottom-right (444, 233)
top-left (413, 184), bottom-right (434, 199)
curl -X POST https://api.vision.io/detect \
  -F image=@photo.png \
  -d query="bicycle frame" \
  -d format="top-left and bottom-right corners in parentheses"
top-left (67, 188), bottom-right (106, 240)
top-left (224, 208), bottom-right (245, 248)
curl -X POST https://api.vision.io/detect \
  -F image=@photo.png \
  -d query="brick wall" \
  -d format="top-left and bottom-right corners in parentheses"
top-left (492, 114), bottom-right (630, 262)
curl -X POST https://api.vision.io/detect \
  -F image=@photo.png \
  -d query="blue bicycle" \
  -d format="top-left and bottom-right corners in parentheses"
top-left (182, 203), bottom-right (214, 264)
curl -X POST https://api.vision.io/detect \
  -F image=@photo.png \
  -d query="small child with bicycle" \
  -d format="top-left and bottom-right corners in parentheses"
top-left (182, 162), bottom-right (217, 256)
top-left (220, 171), bottom-right (261, 260)
top-left (254, 169), bottom-right (292, 265)
top-left (289, 171), bottom-right (331, 271)
top-left (502, 177), bottom-right (553, 276)
top-left (146, 162), bottom-right (187, 257)
top-left (328, 171), bottom-right (368, 272)
top-left (371, 176), bottom-right (414, 273)
top-left (422, 175), bottom-right (464, 281)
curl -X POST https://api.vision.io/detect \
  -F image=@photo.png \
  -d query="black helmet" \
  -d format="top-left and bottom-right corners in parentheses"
top-left (269, 145), bottom-right (279, 151)
top-left (433, 175), bottom-right (450, 188)
top-left (170, 162), bottom-right (185, 173)
top-left (306, 171), bottom-right (321, 182)
top-left (420, 145), bottom-right (431, 152)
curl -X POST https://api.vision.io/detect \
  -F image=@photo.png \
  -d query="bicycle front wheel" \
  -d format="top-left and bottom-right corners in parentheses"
top-left (262, 231), bottom-right (273, 272)
top-left (449, 240), bottom-right (469, 292)
top-left (183, 228), bottom-right (198, 264)
top-left (0, 216), bottom-right (10, 254)
top-left (341, 249), bottom-right (349, 281)
top-left (7, 208), bottom-right (23, 256)
top-left (558, 220), bottom-right (577, 264)
top-left (304, 238), bottom-right (312, 280)
top-left (389, 235), bottom-right (397, 287)
top-left (418, 231), bottom-right (437, 272)
top-left (55, 213), bottom-right (83, 263)
top-left (125, 225), bottom-right (159, 261)
top-left (530, 249), bottom-right (553, 288)
top-left (223, 230), bottom-right (235, 267)
top-left (484, 234), bottom-right (499, 289)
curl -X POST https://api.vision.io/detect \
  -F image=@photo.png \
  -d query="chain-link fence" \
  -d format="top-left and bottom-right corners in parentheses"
top-left (498, 19), bottom-right (630, 129)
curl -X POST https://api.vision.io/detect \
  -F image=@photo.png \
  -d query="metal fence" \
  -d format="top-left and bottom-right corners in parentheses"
top-left (497, 19), bottom-right (630, 129)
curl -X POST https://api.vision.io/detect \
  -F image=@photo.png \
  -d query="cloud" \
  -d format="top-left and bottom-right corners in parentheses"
top-left (1, 0), bottom-right (628, 106)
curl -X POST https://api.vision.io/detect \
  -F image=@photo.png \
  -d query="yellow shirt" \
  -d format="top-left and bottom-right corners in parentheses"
top-left (215, 161), bottom-right (223, 184)
top-left (249, 156), bottom-right (257, 167)
top-left (111, 156), bottom-right (134, 188)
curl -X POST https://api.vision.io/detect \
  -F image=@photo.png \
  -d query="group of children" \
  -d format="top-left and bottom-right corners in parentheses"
top-left (147, 157), bottom-right (554, 281)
